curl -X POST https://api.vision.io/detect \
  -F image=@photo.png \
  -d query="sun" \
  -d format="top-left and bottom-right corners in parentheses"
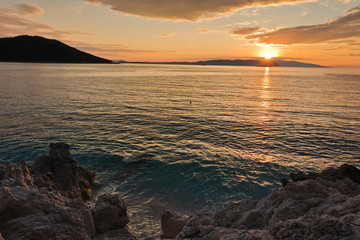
top-left (264, 53), bottom-right (273, 60)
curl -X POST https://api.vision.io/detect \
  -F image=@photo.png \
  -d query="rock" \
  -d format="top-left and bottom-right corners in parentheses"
top-left (32, 143), bottom-right (99, 201)
top-left (176, 165), bottom-right (360, 239)
top-left (176, 211), bottom-right (220, 240)
top-left (93, 227), bottom-right (136, 240)
top-left (270, 216), bottom-right (354, 240)
top-left (92, 194), bottom-right (130, 233)
top-left (0, 161), bottom-right (93, 240)
top-left (32, 142), bottom-right (80, 198)
top-left (0, 143), bottom-right (136, 240)
top-left (78, 166), bottom-right (100, 201)
top-left (287, 164), bottom-right (360, 185)
top-left (161, 210), bottom-right (188, 239)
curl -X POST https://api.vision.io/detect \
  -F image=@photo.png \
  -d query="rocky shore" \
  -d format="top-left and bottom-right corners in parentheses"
top-left (1, 143), bottom-right (360, 239)
top-left (0, 143), bottom-right (135, 240)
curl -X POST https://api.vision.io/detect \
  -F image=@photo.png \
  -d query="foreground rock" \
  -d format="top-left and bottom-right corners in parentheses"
top-left (172, 164), bottom-right (360, 239)
top-left (0, 143), bottom-right (135, 240)
top-left (161, 210), bottom-right (188, 239)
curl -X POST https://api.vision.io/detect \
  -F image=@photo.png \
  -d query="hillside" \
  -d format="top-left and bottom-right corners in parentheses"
top-left (0, 35), bottom-right (112, 64)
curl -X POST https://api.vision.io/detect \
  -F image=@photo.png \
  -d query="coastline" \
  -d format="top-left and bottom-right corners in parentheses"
top-left (1, 143), bottom-right (360, 239)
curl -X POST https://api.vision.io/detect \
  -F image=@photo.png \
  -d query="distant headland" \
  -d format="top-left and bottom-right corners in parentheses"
top-left (125, 59), bottom-right (326, 68)
top-left (0, 35), bottom-right (112, 64)
top-left (0, 35), bottom-right (325, 67)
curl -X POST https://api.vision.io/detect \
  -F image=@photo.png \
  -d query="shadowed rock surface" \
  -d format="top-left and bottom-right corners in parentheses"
top-left (172, 164), bottom-right (360, 239)
top-left (0, 143), bottom-right (135, 240)
top-left (161, 210), bottom-right (188, 239)
top-left (92, 194), bottom-right (130, 233)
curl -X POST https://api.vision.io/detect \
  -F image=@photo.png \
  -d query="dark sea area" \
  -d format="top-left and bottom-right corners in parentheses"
top-left (0, 62), bottom-right (359, 236)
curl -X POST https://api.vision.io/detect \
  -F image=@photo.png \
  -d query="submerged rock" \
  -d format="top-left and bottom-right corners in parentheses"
top-left (0, 143), bottom-right (135, 240)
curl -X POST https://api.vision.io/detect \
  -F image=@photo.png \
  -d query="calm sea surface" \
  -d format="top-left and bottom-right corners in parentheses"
top-left (0, 63), bottom-right (359, 237)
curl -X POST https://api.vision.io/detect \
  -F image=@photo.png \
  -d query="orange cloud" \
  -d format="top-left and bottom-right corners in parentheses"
top-left (248, 6), bottom-right (360, 44)
top-left (232, 27), bottom-right (261, 35)
top-left (198, 28), bottom-right (210, 33)
top-left (65, 40), bottom-right (175, 59)
top-left (160, 32), bottom-right (175, 37)
top-left (15, 3), bottom-right (44, 16)
top-left (85, 0), bottom-right (310, 21)
top-left (0, 5), bottom-right (91, 38)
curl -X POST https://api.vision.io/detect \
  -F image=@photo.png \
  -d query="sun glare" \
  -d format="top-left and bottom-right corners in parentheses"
top-left (265, 54), bottom-right (272, 60)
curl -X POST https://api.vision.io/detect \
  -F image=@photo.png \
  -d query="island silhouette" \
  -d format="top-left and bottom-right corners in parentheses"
top-left (0, 35), bottom-right (325, 67)
top-left (0, 35), bottom-right (112, 63)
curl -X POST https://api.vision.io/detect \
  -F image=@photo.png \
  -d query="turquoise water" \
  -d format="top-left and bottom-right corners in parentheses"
top-left (0, 63), bottom-right (359, 236)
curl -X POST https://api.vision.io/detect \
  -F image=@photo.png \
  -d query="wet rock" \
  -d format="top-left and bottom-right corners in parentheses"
top-left (161, 210), bottom-right (188, 239)
top-left (78, 166), bottom-right (100, 201)
top-left (92, 194), bottom-right (130, 233)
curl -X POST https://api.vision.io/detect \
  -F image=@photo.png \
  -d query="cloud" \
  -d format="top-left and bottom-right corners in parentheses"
top-left (198, 28), bottom-right (210, 33)
top-left (15, 3), bottom-right (44, 16)
top-left (232, 27), bottom-right (261, 35)
top-left (160, 32), bottom-right (175, 37)
top-left (0, 5), bottom-right (90, 39)
top-left (65, 40), bottom-right (175, 59)
top-left (85, 0), bottom-right (310, 21)
top-left (247, 6), bottom-right (360, 44)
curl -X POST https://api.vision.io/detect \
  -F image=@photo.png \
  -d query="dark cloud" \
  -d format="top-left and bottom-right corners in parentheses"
top-left (85, 0), bottom-right (307, 21)
top-left (247, 6), bottom-right (360, 44)
top-left (232, 27), bottom-right (261, 35)
top-left (15, 3), bottom-right (44, 16)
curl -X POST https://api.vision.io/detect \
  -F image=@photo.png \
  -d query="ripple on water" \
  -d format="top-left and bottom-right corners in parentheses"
top-left (0, 63), bottom-right (359, 236)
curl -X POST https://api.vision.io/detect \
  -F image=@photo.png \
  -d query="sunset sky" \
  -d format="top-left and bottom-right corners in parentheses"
top-left (0, 0), bottom-right (359, 67)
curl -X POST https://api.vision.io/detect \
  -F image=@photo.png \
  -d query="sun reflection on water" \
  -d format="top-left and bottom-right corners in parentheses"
top-left (259, 67), bottom-right (271, 122)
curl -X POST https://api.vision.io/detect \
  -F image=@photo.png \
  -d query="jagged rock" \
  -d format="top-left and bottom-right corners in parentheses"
top-left (32, 143), bottom-right (99, 201)
top-left (79, 166), bottom-right (100, 201)
top-left (0, 161), bottom-right (94, 240)
top-left (161, 210), bottom-right (188, 239)
top-left (93, 227), bottom-right (137, 240)
top-left (176, 165), bottom-right (360, 239)
top-left (0, 143), bottom-right (135, 240)
top-left (92, 194), bottom-right (130, 233)
top-left (288, 164), bottom-right (360, 185)
top-left (270, 216), bottom-right (353, 240)
top-left (32, 142), bottom-right (80, 198)
top-left (176, 211), bottom-right (220, 240)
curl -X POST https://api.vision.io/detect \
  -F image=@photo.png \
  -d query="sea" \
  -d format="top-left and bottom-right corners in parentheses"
top-left (0, 62), bottom-right (359, 237)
